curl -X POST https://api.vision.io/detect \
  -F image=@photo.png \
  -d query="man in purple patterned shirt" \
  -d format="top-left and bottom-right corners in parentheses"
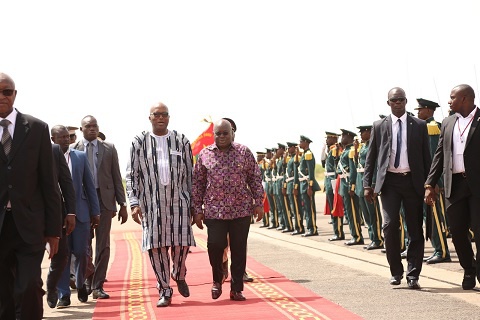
top-left (192, 119), bottom-right (264, 301)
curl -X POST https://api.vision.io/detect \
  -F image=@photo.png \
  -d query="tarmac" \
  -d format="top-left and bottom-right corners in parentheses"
top-left (41, 192), bottom-right (480, 319)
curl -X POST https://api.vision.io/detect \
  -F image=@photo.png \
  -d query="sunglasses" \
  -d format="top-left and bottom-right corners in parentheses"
top-left (0, 89), bottom-right (15, 96)
top-left (389, 97), bottom-right (406, 103)
top-left (150, 112), bottom-right (169, 118)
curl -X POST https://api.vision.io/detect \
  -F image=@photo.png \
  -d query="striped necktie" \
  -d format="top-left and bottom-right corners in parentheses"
top-left (0, 119), bottom-right (12, 157)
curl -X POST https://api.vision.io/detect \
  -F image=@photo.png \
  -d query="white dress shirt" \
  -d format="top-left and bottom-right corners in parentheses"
top-left (452, 107), bottom-right (477, 173)
top-left (388, 113), bottom-right (410, 172)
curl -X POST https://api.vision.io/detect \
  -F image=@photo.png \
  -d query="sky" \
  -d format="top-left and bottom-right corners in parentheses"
top-left (2, 0), bottom-right (480, 174)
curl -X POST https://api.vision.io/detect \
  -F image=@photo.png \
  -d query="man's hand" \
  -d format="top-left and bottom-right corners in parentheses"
top-left (194, 213), bottom-right (204, 229)
top-left (91, 215), bottom-right (100, 229)
top-left (253, 206), bottom-right (264, 222)
top-left (424, 186), bottom-right (436, 206)
top-left (65, 214), bottom-right (76, 235)
top-left (118, 206), bottom-right (128, 224)
top-left (45, 237), bottom-right (59, 259)
top-left (364, 187), bottom-right (376, 203)
top-left (131, 206), bottom-right (142, 225)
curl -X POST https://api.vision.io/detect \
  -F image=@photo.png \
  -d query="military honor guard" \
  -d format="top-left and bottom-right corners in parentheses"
top-left (274, 143), bottom-right (293, 232)
top-left (295, 135), bottom-right (321, 237)
top-left (284, 142), bottom-right (304, 235)
top-left (264, 148), bottom-right (278, 229)
top-left (337, 129), bottom-right (364, 245)
top-left (257, 151), bottom-right (269, 227)
top-left (415, 98), bottom-right (451, 264)
top-left (354, 126), bottom-right (384, 250)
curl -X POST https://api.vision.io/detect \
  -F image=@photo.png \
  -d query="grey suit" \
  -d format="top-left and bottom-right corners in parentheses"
top-left (72, 139), bottom-right (126, 290)
top-left (425, 108), bottom-right (480, 276)
top-left (364, 114), bottom-right (431, 280)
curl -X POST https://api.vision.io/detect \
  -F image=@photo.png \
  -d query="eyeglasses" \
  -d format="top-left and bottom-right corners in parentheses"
top-left (69, 134), bottom-right (76, 138)
top-left (389, 97), bottom-right (406, 103)
top-left (214, 131), bottom-right (230, 137)
top-left (150, 112), bottom-right (169, 118)
top-left (0, 89), bottom-right (15, 97)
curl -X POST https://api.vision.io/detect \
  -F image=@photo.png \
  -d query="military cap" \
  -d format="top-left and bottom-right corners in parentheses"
top-left (286, 142), bottom-right (298, 147)
top-left (265, 148), bottom-right (272, 153)
top-left (98, 132), bottom-right (106, 141)
top-left (256, 151), bottom-right (266, 155)
top-left (67, 126), bottom-right (78, 135)
top-left (300, 135), bottom-right (312, 143)
top-left (407, 111), bottom-right (415, 116)
top-left (340, 129), bottom-right (356, 137)
top-left (379, 114), bottom-right (387, 119)
top-left (415, 98), bottom-right (440, 110)
top-left (277, 143), bottom-right (286, 149)
top-left (357, 125), bottom-right (372, 132)
top-left (325, 131), bottom-right (340, 137)
top-left (271, 147), bottom-right (277, 152)
top-left (222, 117), bottom-right (237, 132)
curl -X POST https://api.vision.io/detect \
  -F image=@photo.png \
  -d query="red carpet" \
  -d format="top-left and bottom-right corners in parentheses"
top-left (92, 231), bottom-right (362, 320)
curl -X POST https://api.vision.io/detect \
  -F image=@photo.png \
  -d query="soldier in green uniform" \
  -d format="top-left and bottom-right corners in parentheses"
top-left (338, 129), bottom-right (364, 245)
top-left (283, 142), bottom-right (300, 234)
top-left (257, 151), bottom-right (269, 227)
top-left (274, 143), bottom-right (292, 231)
top-left (354, 126), bottom-right (384, 250)
top-left (324, 132), bottom-right (345, 241)
top-left (295, 135), bottom-right (321, 237)
top-left (264, 148), bottom-right (277, 229)
top-left (268, 147), bottom-right (280, 229)
top-left (415, 98), bottom-right (451, 264)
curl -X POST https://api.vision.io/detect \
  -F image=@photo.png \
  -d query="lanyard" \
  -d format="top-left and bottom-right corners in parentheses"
top-left (457, 116), bottom-right (474, 143)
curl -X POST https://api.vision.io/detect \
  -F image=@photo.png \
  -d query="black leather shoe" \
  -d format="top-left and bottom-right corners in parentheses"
top-left (56, 296), bottom-right (71, 309)
top-left (212, 282), bottom-right (222, 299)
top-left (276, 226), bottom-right (284, 231)
top-left (345, 239), bottom-right (364, 246)
top-left (175, 279), bottom-right (190, 297)
top-left (243, 272), bottom-right (253, 282)
top-left (407, 279), bottom-right (421, 289)
top-left (302, 232), bottom-right (319, 237)
top-left (230, 291), bottom-right (246, 301)
top-left (282, 229), bottom-right (293, 233)
top-left (328, 235), bottom-right (345, 241)
top-left (46, 289), bottom-right (58, 308)
top-left (92, 288), bottom-right (110, 299)
top-left (366, 242), bottom-right (384, 250)
top-left (85, 275), bottom-right (93, 295)
top-left (69, 274), bottom-right (76, 290)
top-left (78, 284), bottom-right (88, 302)
top-left (426, 255), bottom-right (452, 264)
top-left (267, 225), bottom-right (278, 229)
top-left (156, 295), bottom-right (172, 307)
top-left (259, 225), bottom-right (268, 228)
top-left (462, 273), bottom-right (476, 290)
top-left (390, 275), bottom-right (402, 285)
top-left (291, 230), bottom-right (305, 235)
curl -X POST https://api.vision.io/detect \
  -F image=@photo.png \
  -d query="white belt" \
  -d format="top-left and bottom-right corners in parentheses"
top-left (265, 178), bottom-right (272, 182)
top-left (356, 169), bottom-right (365, 173)
top-left (339, 174), bottom-right (347, 179)
top-left (325, 172), bottom-right (335, 176)
top-left (299, 177), bottom-right (309, 182)
top-left (276, 176), bottom-right (284, 180)
top-left (285, 177), bottom-right (294, 182)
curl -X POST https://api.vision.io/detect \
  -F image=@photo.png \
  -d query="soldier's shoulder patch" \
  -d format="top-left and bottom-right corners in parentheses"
top-left (348, 148), bottom-right (355, 158)
top-left (305, 150), bottom-right (313, 160)
top-left (427, 121), bottom-right (441, 135)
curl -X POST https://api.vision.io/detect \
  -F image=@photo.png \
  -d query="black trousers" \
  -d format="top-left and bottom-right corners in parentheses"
top-left (380, 172), bottom-right (424, 280)
top-left (446, 174), bottom-right (480, 275)
top-left (46, 227), bottom-right (69, 292)
top-left (0, 211), bottom-right (45, 320)
top-left (205, 216), bottom-right (251, 292)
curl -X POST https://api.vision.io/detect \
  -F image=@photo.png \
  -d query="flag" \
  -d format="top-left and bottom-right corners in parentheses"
top-left (191, 122), bottom-right (214, 156)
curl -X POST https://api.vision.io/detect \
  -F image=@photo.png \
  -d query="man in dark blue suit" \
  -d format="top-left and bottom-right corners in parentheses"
top-left (364, 87), bottom-right (431, 290)
top-left (49, 125), bottom-right (100, 308)
top-left (0, 72), bottom-right (63, 319)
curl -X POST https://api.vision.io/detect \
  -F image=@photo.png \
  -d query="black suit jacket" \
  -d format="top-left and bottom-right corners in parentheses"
top-left (425, 108), bottom-right (480, 198)
top-left (364, 114), bottom-right (432, 196)
top-left (52, 144), bottom-right (76, 217)
top-left (0, 110), bottom-right (62, 244)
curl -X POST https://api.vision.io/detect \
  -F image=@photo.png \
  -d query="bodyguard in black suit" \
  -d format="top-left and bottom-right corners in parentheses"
top-left (364, 87), bottom-right (431, 289)
top-left (425, 84), bottom-right (480, 290)
top-left (0, 72), bottom-right (62, 319)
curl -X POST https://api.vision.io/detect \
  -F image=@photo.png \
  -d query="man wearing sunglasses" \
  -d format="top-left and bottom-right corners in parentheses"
top-left (364, 87), bottom-right (431, 290)
top-left (0, 72), bottom-right (63, 319)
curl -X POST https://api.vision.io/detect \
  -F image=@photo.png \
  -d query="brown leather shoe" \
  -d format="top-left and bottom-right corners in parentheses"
top-left (230, 291), bottom-right (246, 301)
top-left (211, 282), bottom-right (222, 300)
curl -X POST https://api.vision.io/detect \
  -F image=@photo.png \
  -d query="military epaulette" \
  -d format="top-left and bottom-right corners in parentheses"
top-left (427, 120), bottom-right (441, 136)
top-left (286, 155), bottom-right (291, 162)
top-left (329, 145), bottom-right (336, 150)
top-left (348, 147), bottom-right (355, 159)
top-left (331, 148), bottom-right (343, 157)
top-left (305, 150), bottom-right (313, 160)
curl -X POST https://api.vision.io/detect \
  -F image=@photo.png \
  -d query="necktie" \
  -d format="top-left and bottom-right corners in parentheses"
top-left (394, 119), bottom-right (402, 168)
top-left (87, 142), bottom-right (95, 180)
top-left (0, 119), bottom-right (12, 157)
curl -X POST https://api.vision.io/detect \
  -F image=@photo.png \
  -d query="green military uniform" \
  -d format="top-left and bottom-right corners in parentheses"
top-left (354, 126), bottom-right (384, 249)
top-left (295, 135), bottom-right (321, 236)
top-left (274, 143), bottom-right (292, 231)
top-left (415, 98), bottom-right (451, 264)
top-left (338, 129), bottom-right (364, 245)
top-left (257, 151), bottom-right (269, 227)
top-left (284, 142), bottom-right (303, 234)
top-left (264, 149), bottom-right (277, 229)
